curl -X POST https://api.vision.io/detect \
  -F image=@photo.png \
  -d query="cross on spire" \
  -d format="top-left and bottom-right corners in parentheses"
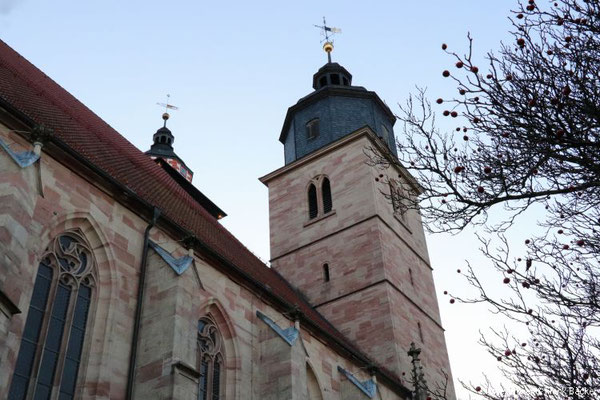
top-left (314, 17), bottom-right (341, 63)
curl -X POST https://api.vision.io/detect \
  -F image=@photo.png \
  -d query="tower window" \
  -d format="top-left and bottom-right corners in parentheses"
top-left (308, 184), bottom-right (318, 219)
top-left (306, 119), bottom-right (320, 140)
top-left (319, 76), bottom-right (327, 88)
top-left (418, 322), bottom-right (424, 343)
top-left (322, 178), bottom-right (332, 214)
top-left (9, 231), bottom-right (95, 400)
top-left (330, 74), bottom-right (340, 85)
top-left (342, 77), bottom-right (349, 86)
top-left (381, 124), bottom-right (390, 144)
top-left (323, 263), bottom-right (330, 282)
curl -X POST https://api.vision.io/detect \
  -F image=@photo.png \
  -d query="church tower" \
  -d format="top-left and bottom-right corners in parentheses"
top-left (260, 40), bottom-right (454, 395)
top-left (146, 112), bottom-right (194, 182)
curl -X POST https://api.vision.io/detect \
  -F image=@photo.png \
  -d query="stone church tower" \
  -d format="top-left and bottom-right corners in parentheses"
top-left (261, 54), bottom-right (454, 394)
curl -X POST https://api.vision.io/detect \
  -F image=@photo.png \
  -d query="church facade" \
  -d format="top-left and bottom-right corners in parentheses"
top-left (0, 38), bottom-right (454, 400)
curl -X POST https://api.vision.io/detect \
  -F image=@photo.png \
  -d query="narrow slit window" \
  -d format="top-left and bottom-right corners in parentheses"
top-left (308, 184), bottom-right (318, 219)
top-left (418, 322), bottom-right (424, 343)
top-left (330, 74), bottom-right (340, 85)
top-left (409, 268), bottom-right (414, 286)
top-left (323, 264), bottom-right (330, 282)
top-left (322, 178), bottom-right (332, 213)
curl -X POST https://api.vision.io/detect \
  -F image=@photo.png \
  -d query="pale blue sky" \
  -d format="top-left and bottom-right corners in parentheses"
top-left (2, 0), bottom-right (529, 396)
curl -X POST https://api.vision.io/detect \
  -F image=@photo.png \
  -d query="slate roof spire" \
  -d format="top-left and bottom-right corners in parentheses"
top-left (145, 112), bottom-right (194, 182)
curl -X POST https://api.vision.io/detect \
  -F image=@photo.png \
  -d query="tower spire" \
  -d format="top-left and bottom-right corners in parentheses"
top-left (314, 17), bottom-right (341, 63)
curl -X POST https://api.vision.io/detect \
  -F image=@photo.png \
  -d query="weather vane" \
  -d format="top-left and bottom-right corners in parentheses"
top-left (156, 94), bottom-right (179, 126)
top-left (314, 17), bottom-right (341, 63)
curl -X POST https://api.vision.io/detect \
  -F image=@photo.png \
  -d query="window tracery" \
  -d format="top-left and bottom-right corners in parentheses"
top-left (9, 230), bottom-right (96, 400)
top-left (197, 317), bottom-right (224, 400)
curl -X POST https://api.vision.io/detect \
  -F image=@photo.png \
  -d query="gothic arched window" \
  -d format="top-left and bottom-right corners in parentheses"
top-left (322, 178), bottom-right (332, 214)
top-left (308, 184), bottom-right (318, 219)
top-left (197, 317), bottom-right (224, 400)
top-left (8, 231), bottom-right (96, 400)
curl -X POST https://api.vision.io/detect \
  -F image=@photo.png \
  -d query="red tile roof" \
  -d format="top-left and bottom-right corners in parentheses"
top-left (0, 39), bottom-right (406, 392)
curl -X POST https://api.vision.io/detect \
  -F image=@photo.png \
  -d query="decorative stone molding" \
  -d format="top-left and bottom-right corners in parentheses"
top-left (256, 310), bottom-right (299, 346)
top-left (338, 366), bottom-right (377, 398)
top-left (149, 240), bottom-right (194, 275)
top-left (0, 136), bottom-right (40, 168)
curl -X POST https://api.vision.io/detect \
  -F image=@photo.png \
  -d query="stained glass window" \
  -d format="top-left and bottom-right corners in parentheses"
top-left (8, 231), bottom-right (95, 400)
top-left (197, 317), bottom-right (223, 400)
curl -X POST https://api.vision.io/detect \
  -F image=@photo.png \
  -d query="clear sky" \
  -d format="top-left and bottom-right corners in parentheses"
top-left (2, 0), bottom-right (533, 397)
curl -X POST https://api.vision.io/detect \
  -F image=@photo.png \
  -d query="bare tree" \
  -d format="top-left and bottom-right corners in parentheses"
top-left (369, 0), bottom-right (600, 398)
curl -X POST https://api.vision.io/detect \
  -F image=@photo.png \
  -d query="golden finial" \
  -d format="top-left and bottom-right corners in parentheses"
top-left (156, 94), bottom-right (179, 127)
top-left (314, 17), bottom-right (341, 63)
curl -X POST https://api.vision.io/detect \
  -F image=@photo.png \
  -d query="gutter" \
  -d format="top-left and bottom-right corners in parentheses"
top-left (126, 207), bottom-right (160, 400)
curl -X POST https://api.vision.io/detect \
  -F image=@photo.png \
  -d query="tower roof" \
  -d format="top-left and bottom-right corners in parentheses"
top-left (279, 60), bottom-right (397, 164)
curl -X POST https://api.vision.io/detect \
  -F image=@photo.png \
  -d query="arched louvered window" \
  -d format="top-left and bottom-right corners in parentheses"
top-left (322, 178), bottom-right (332, 214)
top-left (308, 184), bottom-right (318, 219)
top-left (9, 231), bottom-right (95, 400)
top-left (198, 317), bottom-right (224, 400)
top-left (306, 118), bottom-right (320, 140)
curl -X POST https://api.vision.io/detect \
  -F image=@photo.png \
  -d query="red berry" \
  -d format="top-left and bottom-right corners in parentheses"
top-left (473, 117), bottom-right (481, 124)
top-left (459, 89), bottom-right (466, 95)
top-left (505, 349), bottom-right (512, 356)
top-left (563, 244), bottom-right (570, 250)
top-left (443, 70), bottom-right (450, 77)
top-left (503, 277), bottom-right (510, 284)
top-left (556, 129), bottom-right (565, 137)
top-left (558, 229), bottom-right (563, 234)
top-left (522, 281), bottom-right (530, 288)
top-left (476, 386), bottom-right (482, 392)
top-left (443, 110), bottom-right (450, 116)
top-left (455, 61), bottom-right (463, 68)
top-left (484, 167), bottom-right (492, 174)
top-left (517, 38), bottom-right (526, 47)
top-left (463, 135), bottom-right (469, 141)
top-left (477, 186), bottom-right (484, 193)
top-left (471, 66), bottom-right (479, 73)
top-left (451, 111), bottom-right (458, 118)
top-left (525, 239), bottom-right (530, 244)
top-left (457, 269), bottom-right (461, 273)
top-left (436, 98), bottom-right (443, 104)
top-left (576, 239), bottom-right (585, 246)
top-left (450, 299), bottom-right (455, 304)
top-left (444, 290), bottom-right (448, 295)
top-left (506, 74), bottom-right (513, 81)
top-left (563, 86), bottom-right (571, 96)
top-left (517, 13), bottom-right (524, 19)
top-left (454, 166), bottom-right (463, 173)
top-left (442, 43), bottom-right (448, 50)
top-left (497, 356), bottom-right (502, 361)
